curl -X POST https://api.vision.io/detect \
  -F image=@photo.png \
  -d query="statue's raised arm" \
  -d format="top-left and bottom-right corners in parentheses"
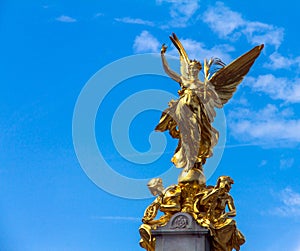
top-left (160, 44), bottom-right (181, 83)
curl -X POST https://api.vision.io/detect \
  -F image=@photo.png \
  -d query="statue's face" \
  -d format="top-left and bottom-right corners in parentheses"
top-left (149, 185), bottom-right (163, 196)
top-left (189, 62), bottom-right (201, 77)
top-left (219, 181), bottom-right (232, 192)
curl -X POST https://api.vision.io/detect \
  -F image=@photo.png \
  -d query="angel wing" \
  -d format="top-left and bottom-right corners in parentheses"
top-left (209, 44), bottom-right (264, 105)
top-left (169, 33), bottom-right (190, 79)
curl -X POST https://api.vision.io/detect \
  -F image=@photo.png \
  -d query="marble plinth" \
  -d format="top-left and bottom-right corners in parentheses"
top-left (152, 212), bottom-right (211, 251)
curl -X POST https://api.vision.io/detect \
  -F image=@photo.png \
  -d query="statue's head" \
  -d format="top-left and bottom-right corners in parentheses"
top-left (147, 178), bottom-right (164, 196)
top-left (189, 60), bottom-right (202, 78)
top-left (216, 176), bottom-right (234, 192)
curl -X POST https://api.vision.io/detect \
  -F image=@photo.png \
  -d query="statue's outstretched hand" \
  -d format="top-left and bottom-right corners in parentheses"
top-left (161, 44), bottom-right (167, 54)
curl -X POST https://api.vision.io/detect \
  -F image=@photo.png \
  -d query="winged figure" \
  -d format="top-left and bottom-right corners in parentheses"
top-left (156, 33), bottom-right (264, 173)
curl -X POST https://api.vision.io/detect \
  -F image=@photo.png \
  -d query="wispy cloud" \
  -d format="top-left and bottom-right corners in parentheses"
top-left (202, 2), bottom-right (244, 39)
top-left (280, 157), bottom-right (294, 169)
top-left (133, 31), bottom-right (160, 53)
top-left (293, 243), bottom-right (300, 251)
top-left (228, 104), bottom-right (300, 145)
top-left (259, 159), bottom-right (268, 167)
top-left (243, 21), bottom-right (284, 49)
top-left (245, 74), bottom-right (300, 103)
top-left (115, 17), bottom-right (154, 26)
top-left (272, 188), bottom-right (300, 217)
top-left (264, 52), bottom-right (300, 70)
top-left (156, 0), bottom-right (200, 27)
top-left (203, 2), bottom-right (284, 48)
top-left (94, 13), bottom-right (104, 18)
top-left (55, 15), bottom-right (77, 23)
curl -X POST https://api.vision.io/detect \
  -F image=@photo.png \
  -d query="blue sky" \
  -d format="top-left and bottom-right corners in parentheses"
top-left (1, 0), bottom-right (300, 250)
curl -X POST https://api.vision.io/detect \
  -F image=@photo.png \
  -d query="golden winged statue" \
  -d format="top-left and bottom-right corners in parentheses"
top-left (156, 33), bottom-right (264, 174)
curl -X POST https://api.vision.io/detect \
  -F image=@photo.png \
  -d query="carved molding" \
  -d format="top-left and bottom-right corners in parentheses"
top-left (170, 214), bottom-right (189, 229)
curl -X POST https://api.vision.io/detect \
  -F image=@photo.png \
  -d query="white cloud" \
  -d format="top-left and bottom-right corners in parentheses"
top-left (228, 104), bottom-right (300, 144)
top-left (133, 31), bottom-right (160, 53)
top-left (294, 243), bottom-right (300, 251)
top-left (55, 15), bottom-right (77, 23)
top-left (202, 2), bottom-right (244, 39)
top-left (203, 2), bottom-right (284, 48)
top-left (264, 52), bottom-right (300, 70)
top-left (272, 188), bottom-right (300, 217)
top-left (156, 0), bottom-right (200, 27)
top-left (280, 158), bottom-right (294, 169)
top-left (243, 21), bottom-right (284, 49)
top-left (115, 17), bottom-right (154, 26)
top-left (259, 159), bottom-right (268, 167)
top-left (94, 13), bottom-right (104, 18)
top-left (286, 190), bottom-right (300, 205)
top-left (245, 74), bottom-right (300, 103)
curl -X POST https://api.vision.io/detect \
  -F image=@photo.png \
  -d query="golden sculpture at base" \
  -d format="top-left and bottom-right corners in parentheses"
top-left (195, 176), bottom-right (246, 251)
top-left (139, 33), bottom-right (264, 251)
top-left (139, 176), bottom-right (245, 251)
top-left (139, 178), bottom-right (182, 251)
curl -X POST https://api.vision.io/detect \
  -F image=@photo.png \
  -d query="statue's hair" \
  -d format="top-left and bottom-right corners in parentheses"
top-left (216, 176), bottom-right (234, 188)
top-left (147, 178), bottom-right (163, 188)
top-left (189, 59), bottom-right (202, 70)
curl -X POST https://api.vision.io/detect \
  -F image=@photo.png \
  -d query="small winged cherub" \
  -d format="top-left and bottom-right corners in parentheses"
top-left (156, 33), bottom-right (264, 175)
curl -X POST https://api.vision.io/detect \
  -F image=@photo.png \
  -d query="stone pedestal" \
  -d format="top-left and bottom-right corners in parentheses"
top-left (152, 213), bottom-right (211, 251)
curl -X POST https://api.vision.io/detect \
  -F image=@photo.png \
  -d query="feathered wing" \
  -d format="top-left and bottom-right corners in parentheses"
top-left (209, 44), bottom-right (264, 105)
top-left (169, 33), bottom-right (190, 79)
